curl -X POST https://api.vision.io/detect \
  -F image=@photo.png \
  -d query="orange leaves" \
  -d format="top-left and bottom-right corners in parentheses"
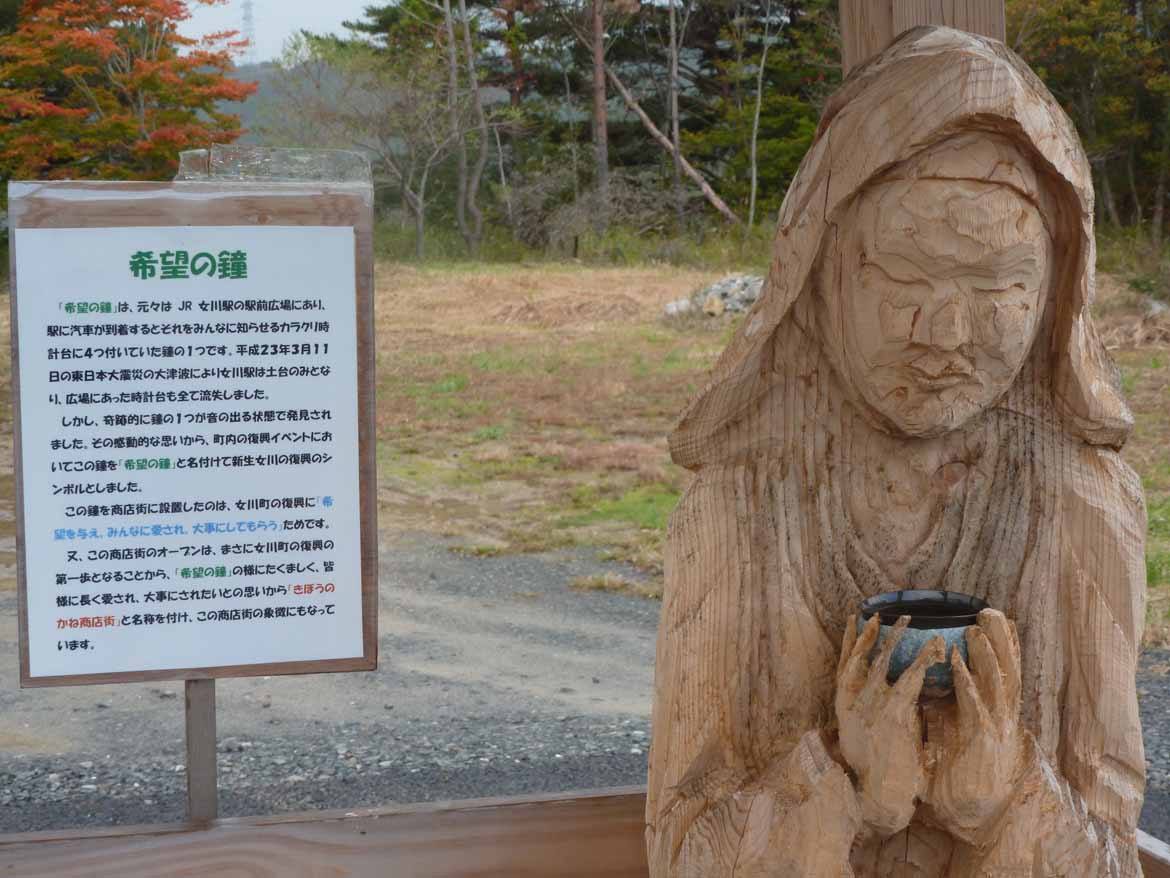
top-left (50, 26), bottom-right (122, 60)
top-left (0, 0), bottom-right (256, 184)
top-left (141, 123), bottom-right (202, 147)
top-left (0, 94), bottom-right (48, 118)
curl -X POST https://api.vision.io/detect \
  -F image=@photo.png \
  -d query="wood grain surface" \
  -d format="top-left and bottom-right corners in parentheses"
top-left (839, 0), bottom-right (1005, 73)
top-left (0, 788), bottom-right (649, 878)
top-left (1141, 830), bottom-right (1170, 878)
top-left (649, 22), bottom-right (1148, 878)
top-left (184, 679), bottom-right (218, 823)
top-left (8, 181), bottom-right (378, 687)
top-left (0, 789), bottom-right (1164, 878)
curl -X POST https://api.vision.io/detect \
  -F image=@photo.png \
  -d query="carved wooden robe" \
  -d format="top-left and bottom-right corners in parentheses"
top-left (647, 27), bottom-right (1146, 877)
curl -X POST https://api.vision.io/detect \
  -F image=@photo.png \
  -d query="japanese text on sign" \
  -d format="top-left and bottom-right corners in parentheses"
top-left (15, 226), bottom-right (364, 678)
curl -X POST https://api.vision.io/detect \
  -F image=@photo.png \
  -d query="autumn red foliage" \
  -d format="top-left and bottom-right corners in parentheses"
top-left (0, 0), bottom-right (256, 187)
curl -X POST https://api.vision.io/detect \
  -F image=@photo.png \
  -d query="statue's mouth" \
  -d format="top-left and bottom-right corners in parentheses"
top-left (912, 373), bottom-right (968, 390)
top-left (905, 351), bottom-right (974, 389)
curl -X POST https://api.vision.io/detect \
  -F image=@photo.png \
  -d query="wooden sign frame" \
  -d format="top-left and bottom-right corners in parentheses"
top-left (7, 180), bottom-right (378, 687)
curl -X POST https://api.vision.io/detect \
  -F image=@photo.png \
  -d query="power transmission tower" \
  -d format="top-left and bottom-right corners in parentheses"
top-left (241, 0), bottom-right (256, 64)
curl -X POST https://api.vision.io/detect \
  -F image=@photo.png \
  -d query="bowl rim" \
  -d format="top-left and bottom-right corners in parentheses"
top-left (859, 589), bottom-right (988, 629)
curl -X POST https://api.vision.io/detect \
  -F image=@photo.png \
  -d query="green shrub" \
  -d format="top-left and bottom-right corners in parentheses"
top-left (1097, 225), bottom-right (1170, 302)
top-left (371, 217), bottom-right (772, 272)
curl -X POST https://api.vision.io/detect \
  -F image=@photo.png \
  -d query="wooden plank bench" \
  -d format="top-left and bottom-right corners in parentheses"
top-left (1, 788), bottom-right (1166, 877)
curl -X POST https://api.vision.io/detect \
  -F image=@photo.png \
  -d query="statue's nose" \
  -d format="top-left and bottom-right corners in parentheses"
top-left (926, 301), bottom-right (969, 350)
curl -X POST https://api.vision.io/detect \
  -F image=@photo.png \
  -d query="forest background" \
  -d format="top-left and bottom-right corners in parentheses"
top-left (0, 0), bottom-right (1169, 281)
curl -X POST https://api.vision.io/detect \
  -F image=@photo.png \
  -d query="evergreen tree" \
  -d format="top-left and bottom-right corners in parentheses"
top-left (682, 0), bottom-right (838, 221)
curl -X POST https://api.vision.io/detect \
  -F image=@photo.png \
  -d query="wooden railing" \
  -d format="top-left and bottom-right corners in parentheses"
top-left (1, 788), bottom-right (1167, 877)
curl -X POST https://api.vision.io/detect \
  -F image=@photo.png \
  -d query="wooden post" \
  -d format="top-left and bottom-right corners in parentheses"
top-left (184, 679), bottom-right (218, 823)
top-left (839, 0), bottom-right (1006, 75)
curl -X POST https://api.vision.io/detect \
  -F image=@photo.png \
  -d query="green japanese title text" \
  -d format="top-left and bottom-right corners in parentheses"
top-left (129, 250), bottom-right (248, 281)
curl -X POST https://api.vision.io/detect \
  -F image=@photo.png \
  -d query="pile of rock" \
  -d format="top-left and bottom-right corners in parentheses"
top-left (664, 274), bottom-right (764, 317)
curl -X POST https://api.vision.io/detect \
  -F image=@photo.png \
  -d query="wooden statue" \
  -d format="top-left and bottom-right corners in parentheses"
top-left (647, 27), bottom-right (1147, 877)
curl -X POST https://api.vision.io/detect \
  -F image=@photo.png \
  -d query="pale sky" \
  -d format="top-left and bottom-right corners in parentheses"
top-left (181, 0), bottom-right (377, 65)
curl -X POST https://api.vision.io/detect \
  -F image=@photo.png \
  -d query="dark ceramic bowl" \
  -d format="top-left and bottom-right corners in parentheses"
top-left (857, 590), bottom-right (988, 698)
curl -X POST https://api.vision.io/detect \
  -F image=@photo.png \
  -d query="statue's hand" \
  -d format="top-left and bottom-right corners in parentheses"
top-left (921, 609), bottom-right (1026, 846)
top-left (835, 614), bottom-right (945, 837)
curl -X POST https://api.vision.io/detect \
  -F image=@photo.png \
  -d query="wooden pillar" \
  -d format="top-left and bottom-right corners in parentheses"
top-left (840, 0), bottom-right (1006, 75)
top-left (185, 679), bottom-right (218, 823)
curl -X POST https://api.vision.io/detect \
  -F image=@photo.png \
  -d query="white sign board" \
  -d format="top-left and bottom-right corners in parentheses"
top-left (13, 224), bottom-right (370, 682)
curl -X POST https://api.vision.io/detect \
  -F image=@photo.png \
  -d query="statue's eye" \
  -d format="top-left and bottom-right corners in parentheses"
top-left (973, 282), bottom-right (1028, 295)
top-left (879, 301), bottom-right (918, 340)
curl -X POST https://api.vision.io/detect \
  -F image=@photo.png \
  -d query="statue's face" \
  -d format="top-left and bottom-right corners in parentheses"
top-left (825, 178), bottom-right (1049, 436)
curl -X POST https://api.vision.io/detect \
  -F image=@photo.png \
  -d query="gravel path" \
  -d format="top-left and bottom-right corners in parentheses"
top-left (1, 533), bottom-right (1169, 843)
top-left (1139, 650), bottom-right (1170, 839)
top-left (0, 533), bottom-right (657, 833)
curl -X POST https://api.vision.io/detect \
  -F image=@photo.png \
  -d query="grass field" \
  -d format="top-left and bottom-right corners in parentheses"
top-left (0, 262), bottom-right (1166, 637)
top-left (367, 264), bottom-right (1170, 639)
top-left (370, 264), bottom-right (727, 593)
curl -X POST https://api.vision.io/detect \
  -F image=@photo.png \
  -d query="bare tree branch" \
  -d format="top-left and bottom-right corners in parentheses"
top-left (458, 0), bottom-right (491, 254)
top-left (605, 65), bottom-right (742, 225)
top-left (749, 0), bottom-right (773, 229)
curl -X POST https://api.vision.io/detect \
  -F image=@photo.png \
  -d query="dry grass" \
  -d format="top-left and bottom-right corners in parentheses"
top-left (370, 264), bottom-right (730, 572)
top-left (1116, 350), bottom-right (1170, 646)
top-left (369, 265), bottom-right (1170, 642)
top-left (1096, 278), bottom-right (1170, 645)
top-left (569, 573), bottom-right (662, 600)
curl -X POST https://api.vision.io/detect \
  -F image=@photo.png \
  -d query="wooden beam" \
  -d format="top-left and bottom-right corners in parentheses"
top-left (1142, 829), bottom-right (1170, 878)
top-left (0, 788), bottom-right (1165, 878)
top-left (0, 789), bottom-right (648, 878)
top-left (840, 0), bottom-right (1006, 74)
top-left (184, 679), bottom-right (217, 823)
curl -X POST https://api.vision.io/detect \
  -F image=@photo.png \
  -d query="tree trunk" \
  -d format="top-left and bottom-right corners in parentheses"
top-left (403, 187), bottom-right (427, 261)
top-left (1153, 104), bottom-right (1170, 254)
top-left (668, 0), bottom-right (685, 232)
top-left (1126, 146), bottom-right (1143, 228)
top-left (748, 0), bottom-right (773, 229)
top-left (494, 125), bottom-right (512, 224)
top-left (441, 0), bottom-right (471, 252)
top-left (605, 65), bottom-right (742, 225)
top-left (565, 68), bottom-right (580, 202)
top-left (504, 5), bottom-right (524, 108)
top-left (1099, 164), bottom-right (1122, 227)
top-left (1154, 165), bottom-right (1166, 254)
top-left (415, 203), bottom-right (426, 260)
top-left (591, 0), bottom-right (609, 229)
top-left (734, 0), bottom-right (745, 113)
top-left (459, 0), bottom-right (490, 255)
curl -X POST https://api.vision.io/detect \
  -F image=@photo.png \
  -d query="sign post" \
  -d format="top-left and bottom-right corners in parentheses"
top-left (7, 149), bottom-right (377, 821)
top-left (186, 678), bottom-right (217, 823)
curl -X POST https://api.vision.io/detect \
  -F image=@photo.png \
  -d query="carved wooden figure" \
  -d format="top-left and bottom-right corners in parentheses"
top-left (647, 27), bottom-right (1147, 877)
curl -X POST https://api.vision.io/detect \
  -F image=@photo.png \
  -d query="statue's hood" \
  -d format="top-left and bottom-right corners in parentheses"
top-left (669, 26), bottom-right (1131, 470)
